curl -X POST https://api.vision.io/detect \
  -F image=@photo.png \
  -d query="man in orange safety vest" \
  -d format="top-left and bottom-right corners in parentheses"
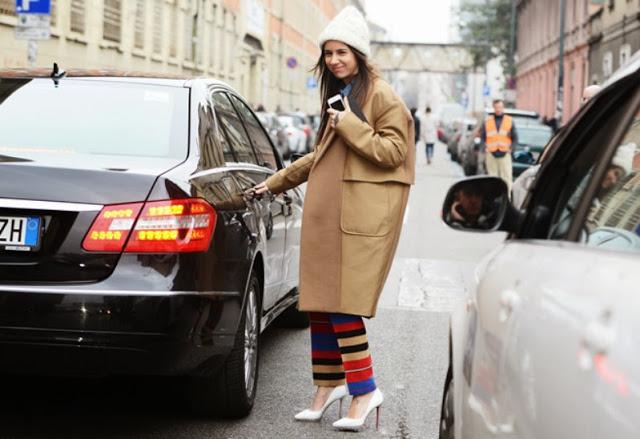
top-left (480, 99), bottom-right (518, 193)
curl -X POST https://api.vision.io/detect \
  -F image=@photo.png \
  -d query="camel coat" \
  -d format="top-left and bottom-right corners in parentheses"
top-left (265, 79), bottom-right (415, 317)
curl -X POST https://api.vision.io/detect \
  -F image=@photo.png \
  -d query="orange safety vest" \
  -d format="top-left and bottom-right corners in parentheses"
top-left (485, 115), bottom-right (513, 153)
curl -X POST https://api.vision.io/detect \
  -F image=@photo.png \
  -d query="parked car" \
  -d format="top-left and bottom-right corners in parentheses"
top-left (0, 68), bottom-right (307, 418)
top-left (287, 112), bottom-right (314, 152)
top-left (256, 111), bottom-right (291, 159)
top-left (511, 123), bottom-right (553, 178)
top-left (439, 52), bottom-right (640, 438)
top-left (277, 115), bottom-right (307, 154)
top-left (457, 119), bottom-right (483, 176)
top-left (450, 118), bottom-right (478, 164)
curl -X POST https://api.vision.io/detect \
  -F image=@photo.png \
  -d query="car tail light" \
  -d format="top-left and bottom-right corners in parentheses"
top-left (303, 126), bottom-right (311, 136)
top-left (83, 198), bottom-right (217, 253)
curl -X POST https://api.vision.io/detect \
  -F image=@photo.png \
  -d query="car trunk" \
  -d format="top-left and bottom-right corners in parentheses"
top-left (0, 155), bottom-right (183, 283)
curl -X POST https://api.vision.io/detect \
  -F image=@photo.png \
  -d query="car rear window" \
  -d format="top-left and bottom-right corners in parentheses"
top-left (0, 78), bottom-right (188, 159)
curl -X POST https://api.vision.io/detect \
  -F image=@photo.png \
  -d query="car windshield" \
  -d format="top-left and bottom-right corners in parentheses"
top-left (518, 126), bottom-right (553, 148)
top-left (0, 78), bottom-right (189, 159)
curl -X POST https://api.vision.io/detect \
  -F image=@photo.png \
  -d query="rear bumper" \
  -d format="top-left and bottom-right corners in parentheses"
top-left (0, 289), bottom-right (242, 376)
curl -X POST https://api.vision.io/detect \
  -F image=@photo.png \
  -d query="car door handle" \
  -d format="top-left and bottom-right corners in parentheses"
top-left (582, 320), bottom-right (615, 355)
top-left (498, 289), bottom-right (520, 322)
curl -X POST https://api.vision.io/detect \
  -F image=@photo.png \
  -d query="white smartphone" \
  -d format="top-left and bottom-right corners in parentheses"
top-left (327, 94), bottom-right (346, 111)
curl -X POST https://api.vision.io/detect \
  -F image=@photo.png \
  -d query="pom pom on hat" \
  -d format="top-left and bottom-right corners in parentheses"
top-left (318, 6), bottom-right (370, 57)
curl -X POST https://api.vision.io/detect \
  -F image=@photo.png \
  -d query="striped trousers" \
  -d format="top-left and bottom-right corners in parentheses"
top-left (309, 312), bottom-right (376, 396)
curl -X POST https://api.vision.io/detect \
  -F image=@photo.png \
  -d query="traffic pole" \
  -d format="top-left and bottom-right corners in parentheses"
top-left (556, 0), bottom-right (566, 124)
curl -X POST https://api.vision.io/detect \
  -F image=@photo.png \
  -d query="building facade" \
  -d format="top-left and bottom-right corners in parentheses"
top-left (0, 0), bottom-right (362, 113)
top-left (515, 0), bottom-right (593, 124)
top-left (588, 0), bottom-right (640, 84)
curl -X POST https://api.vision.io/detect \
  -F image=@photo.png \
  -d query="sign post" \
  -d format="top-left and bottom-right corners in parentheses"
top-left (15, 0), bottom-right (52, 67)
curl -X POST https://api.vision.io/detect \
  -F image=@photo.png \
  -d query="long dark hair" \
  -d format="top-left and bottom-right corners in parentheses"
top-left (312, 43), bottom-right (378, 146)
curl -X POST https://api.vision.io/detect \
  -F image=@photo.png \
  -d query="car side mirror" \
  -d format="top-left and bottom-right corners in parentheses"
top-left (442, 177), bottom-right (509, 232)
top-left (291, 153), bottom-right (305, 163)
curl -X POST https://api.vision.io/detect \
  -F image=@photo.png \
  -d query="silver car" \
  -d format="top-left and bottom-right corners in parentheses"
top-left (439, 51), bottom-right (640, 438)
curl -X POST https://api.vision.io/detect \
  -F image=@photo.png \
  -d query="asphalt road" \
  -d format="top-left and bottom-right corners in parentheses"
top-left (0, 144), bottom-right (504, 439)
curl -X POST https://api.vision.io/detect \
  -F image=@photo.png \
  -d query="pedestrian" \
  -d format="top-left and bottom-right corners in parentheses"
top-left (411, 107), bottom-right (421, 145)
top-left (251, 5), bottom-right (415, 432)
top-left (420, 106), bottom-right (437, 164)
top-left (581, 84), bottom-right (602, 104)
top-left (481, 98), bottom-right (518, 193)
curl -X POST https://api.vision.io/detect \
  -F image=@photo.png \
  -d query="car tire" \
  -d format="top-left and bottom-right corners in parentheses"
top-left (439, 366), bottom-right (455, 439)
top-left (188, 271), bottom-right (261, 418)
top-left (274, 295), bottom-right (309, 329)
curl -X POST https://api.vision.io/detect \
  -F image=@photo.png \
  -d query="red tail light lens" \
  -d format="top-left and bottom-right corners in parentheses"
top-left (303, 126), bottom-right (311, 136)
top-left (83, 199), bottom-right (217, 253)
top-left (82, 202), bottom-right (143, 252)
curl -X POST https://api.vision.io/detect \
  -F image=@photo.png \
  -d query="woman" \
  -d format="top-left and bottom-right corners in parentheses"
top-left (252, 6), bottom-right (415, 431)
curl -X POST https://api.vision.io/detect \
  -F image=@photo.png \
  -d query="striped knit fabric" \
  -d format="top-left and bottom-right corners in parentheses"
top-left (309, 312), bottom-right (376, 396)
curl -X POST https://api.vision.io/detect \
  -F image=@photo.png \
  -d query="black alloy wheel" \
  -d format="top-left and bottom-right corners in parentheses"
top-left (439, 366), bottom-right (455, 439)
top-left (188, 270), bottom-right (262, 418)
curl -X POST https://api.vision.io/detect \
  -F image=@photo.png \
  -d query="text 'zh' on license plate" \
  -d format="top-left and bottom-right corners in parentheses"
top-left (0, 216), bottom-right (41, 251)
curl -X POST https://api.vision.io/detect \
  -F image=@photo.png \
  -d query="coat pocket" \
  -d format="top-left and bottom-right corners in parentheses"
top-left (341, 181), bottom-right (391, 237)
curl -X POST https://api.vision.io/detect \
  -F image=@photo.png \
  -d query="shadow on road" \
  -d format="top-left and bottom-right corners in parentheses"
top-left (0, 326), bottom-right (290, 439)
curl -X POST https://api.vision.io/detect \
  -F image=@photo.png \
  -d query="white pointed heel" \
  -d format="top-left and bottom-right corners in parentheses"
top-left (294, 385), bottom-right (348, 422)
top-left (332, 388), bottom-right (384, 431)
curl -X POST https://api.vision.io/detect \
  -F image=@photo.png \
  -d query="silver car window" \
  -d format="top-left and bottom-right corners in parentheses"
top-left (582, 109), bottom-right (640, 253)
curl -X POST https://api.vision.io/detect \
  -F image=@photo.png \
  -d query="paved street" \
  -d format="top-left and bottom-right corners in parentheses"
top-left (0, 144), bottom-right (504, 439)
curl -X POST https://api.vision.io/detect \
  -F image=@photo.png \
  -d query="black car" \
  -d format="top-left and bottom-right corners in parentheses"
top-left (0, 69), bottom-right (306, 418)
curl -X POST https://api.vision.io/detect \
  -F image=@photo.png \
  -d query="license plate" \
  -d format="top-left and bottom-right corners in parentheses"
top-left (0, 216), bottom-right (41, 251)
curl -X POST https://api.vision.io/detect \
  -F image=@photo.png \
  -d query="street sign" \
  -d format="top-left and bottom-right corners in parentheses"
top-left (286, 56), bottom-right (298, 69)
top-left (15, 0), bottom-right (51, 14)
top-left (15, 13), bottom-right (51, 40)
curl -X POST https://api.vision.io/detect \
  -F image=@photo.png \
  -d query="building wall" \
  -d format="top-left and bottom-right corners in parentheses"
top-left (0, 0), bottom-right (360, 114)
top-left (515, 0), bottom-right (592, 124)
top-left (588, 0), bottom-right (640, 84)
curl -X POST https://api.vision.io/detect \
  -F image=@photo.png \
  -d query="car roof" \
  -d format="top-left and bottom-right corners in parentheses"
top-left (485, 108), bottom-right (540, 118)
top-left (0, 67), bottom-right (233, 89)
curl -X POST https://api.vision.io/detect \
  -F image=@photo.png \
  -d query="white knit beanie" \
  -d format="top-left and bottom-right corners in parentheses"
top-left (318, 6), bottom-right (370, 57)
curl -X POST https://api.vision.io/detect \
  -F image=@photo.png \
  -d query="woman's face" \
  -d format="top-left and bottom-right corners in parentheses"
top-left (324, 41), bottom-right (358, 81)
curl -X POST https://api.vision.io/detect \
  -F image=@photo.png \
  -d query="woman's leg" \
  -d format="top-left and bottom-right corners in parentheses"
top-left (309, 312), bottom-right (346, 410)
top-left (328, 313), bottom-right (377, 417)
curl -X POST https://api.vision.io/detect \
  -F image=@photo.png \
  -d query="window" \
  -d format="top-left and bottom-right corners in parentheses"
top-left (196, 103), bottom-right (226, 169)
top-left (603, 51), bottom-right (613, 78)
top-left (211, 93), bottom-right (258, 164)
top-left (0, 79), bottom-right (188, 159)
top-left (50, 0), bottom-right (57, 26)
top-left (620, 44), bottom-right (632, 68)
top-left (70, 0), bottom-right (85, 34)
top-left (103, 0), bottom-right (122, 43)
top-left (184, 5), bottom-right (195, 62)
top-left (0, 0), bottom-right (14, 15)
top-left (542, 88), bottom-right (638, 240)
top-left (169, 2), bottom-right (178, 58)
top-left (152, 1), bottom-right (163, 54)
top-left (209, 4), bottom-right (217, 68)
top-left (133, 0), bottom-right (145, 50)
top-left (228, 94), bottom-right (278, 170)
top-left (582, 107), bottom-right (640, 253)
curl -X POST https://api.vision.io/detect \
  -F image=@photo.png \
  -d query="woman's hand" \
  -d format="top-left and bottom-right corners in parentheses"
top-left (327, 96), bottom-right (351, 128)
top-left (245, 181), bottom-right (271, 200)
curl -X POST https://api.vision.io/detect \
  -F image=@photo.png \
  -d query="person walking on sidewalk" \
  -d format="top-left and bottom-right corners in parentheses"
top-left (420, 106), bottom-right (437, 164)
top-left (251, 5), bottom-right (415, 432)
top-left (481, 99), bottom-right (518, 192)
